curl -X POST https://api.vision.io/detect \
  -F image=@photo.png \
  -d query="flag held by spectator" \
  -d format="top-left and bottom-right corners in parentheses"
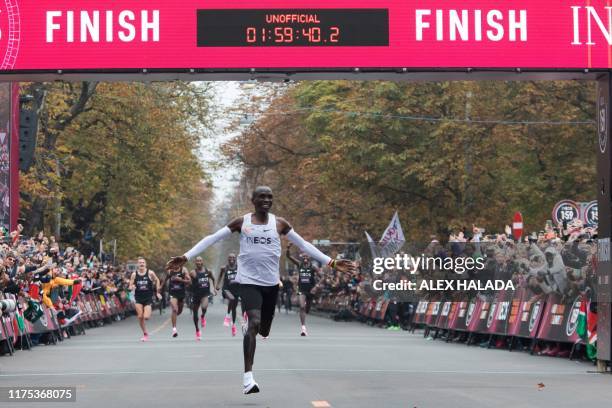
top-left (379, 211), bottom-right (405, 258)
top-left (365, 231), bottom-right (379, 259)
top-left (69, 281), bottom-right (83, 303)
top-left (577, 295), bottom-right (597, 360)
top-left (23, 299), bottom-right (43, 323)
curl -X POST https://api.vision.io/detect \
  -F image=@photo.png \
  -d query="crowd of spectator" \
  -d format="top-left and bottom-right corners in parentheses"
top-left (0, 224), bottom-right (133, 347)
top-left (2, 217), bottom-right (598, 358)
top-left (297, 219), bottom-right (597, 357)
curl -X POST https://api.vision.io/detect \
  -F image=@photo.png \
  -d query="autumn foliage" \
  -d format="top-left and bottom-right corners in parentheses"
top-left (225, 80), bottom-right (596, 242)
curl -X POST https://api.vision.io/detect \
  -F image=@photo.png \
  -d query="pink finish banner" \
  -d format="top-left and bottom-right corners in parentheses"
top-left (0, 0), bottom-right (611, 70)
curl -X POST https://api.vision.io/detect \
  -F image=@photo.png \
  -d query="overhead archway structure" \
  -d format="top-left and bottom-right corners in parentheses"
top-left (1, 0), bottom-right (611, 362)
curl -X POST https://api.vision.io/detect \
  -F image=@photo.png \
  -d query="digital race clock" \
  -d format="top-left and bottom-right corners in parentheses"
top-left (197, 9), bottom-right (389, 47)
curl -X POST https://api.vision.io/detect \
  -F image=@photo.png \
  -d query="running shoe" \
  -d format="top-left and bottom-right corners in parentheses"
top-left (242, 311), bottom-right (248, 325)
top-left (223, 315), bottom-right (231, 327)
top-left (243, 380), bottom-right (260, 394)
top-left (202, 317), bottom-right (207, 329)
top-left (300, 325), bottom-right (308, 337)
top-left (231, 324), bottom-right (237, 337)
top-left (196, 330), bottom-right (201, 341)
top-left (140, 333), bottom-right (149, 342)
top-left (172, 327), bottom-right (178, 338)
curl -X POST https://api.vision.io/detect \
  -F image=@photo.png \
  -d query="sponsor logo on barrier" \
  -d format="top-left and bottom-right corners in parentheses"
top-left (500, 301), bottom-right (510, 321)
top-left (39, 310), bottom-right (48, 328)
top-left (441, 302), bottom-right (451, 317)
top-left (479, 302), bottom-right (490, 320)
top-left (465, 301), bottom-right (476, 326)
top-left (565, 297), bottom-right (582, 337)
top-left (528, 301), bottom-right (541, 333)
top-left (487, 302), bottom-right (497, 328)
top-left (550, 304), bottom-right (565, 325)
top-left (432, 301), bottom-right (440, 315)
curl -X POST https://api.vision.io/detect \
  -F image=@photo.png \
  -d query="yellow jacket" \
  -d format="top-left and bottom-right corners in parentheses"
top-left (40, 276), bottom-right (75, 308)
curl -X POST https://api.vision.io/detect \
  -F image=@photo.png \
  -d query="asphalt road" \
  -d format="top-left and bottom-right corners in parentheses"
top-left (1, 302), bottom-right (611, 408)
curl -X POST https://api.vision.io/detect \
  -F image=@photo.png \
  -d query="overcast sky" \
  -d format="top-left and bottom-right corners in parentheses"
top-left (197, 81), bottom-right (244, 206)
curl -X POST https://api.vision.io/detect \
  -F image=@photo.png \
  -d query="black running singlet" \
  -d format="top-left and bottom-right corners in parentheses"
top-left (169, 271), bottom-right (187, 295)
top-left (298, 265), bottom-right (316, 291)
top-left (135, 271), bottom-right (154, 297)
top-left (194, 269), bottom-right (210, 291)
top-left (192, 268), bottom-right (211, 298)
top-left (224, 265), bottom-right (238, 287)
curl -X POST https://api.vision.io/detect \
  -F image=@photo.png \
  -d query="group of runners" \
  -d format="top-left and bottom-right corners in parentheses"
top-left (131, 186), bottom-right (356, 394)
top-left (128, 254), bottom-right (240, 341)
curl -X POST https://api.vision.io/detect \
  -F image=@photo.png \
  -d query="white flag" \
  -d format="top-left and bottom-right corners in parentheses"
top-left (365, 231), bottom-right (379, 258)
top-left (379, 211), bottom-right (405, 258)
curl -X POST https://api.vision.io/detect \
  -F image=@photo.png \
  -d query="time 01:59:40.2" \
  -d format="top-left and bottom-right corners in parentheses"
top-left (246, 26), bottom-right (339, 44)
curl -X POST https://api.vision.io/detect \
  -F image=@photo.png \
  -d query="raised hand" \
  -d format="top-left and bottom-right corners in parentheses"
top-left (166, 256), bottom-right (187, 272)
top-left (334, 259), bottom-right (357, 275)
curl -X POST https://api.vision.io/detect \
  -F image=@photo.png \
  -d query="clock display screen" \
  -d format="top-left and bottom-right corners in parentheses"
top-left (197, 9), bottom-right (389, 47)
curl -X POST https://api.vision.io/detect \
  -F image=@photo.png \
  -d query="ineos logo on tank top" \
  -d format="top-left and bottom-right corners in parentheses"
top-left (299, 266), bottom-right (314, 284)
top-left (246, 236), bottom-right (273, 245)
top-left (135, 272), bottom-right (153, 292)
top-left (195, 270), bottom-right (210, 289)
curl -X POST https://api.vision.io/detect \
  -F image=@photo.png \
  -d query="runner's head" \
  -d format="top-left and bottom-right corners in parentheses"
top-left (251, 186), bottom-right (273, 213)
top-left (137, 256), bottom-right (146, 271)
top-left (228, 253), bottom-right (236, 266)
top-left (195, 256), bottom-right (204, 269)
top-left (300, 253), bottom-right (311, 266)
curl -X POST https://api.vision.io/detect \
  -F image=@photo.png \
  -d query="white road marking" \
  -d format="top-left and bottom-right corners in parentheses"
top-left (0, 368), bottom-right (594, 378)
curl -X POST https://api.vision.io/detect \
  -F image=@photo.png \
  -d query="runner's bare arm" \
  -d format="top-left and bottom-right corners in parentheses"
top-left (150, 271), bottom-right (162, 298)
top-left (161, 273), bottom-right (170, 290)
top-left (209, 272), bottom-right (217, 295)
top-left (166, 217), bottom-right (243, 271)
top-left (276, 217), bottom-right (356, 274)
top-left (128, 272), bottom-right (136, 291)
top-left (181, 267), bottom-right (191, 284)
top-left (216, 267), bottom-right (225, 291)
top-left (285, 243), bottom-right (301, 266)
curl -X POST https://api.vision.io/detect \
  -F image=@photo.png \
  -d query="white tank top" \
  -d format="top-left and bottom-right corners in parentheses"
top-left (236, 213), bottom-right (281, 286)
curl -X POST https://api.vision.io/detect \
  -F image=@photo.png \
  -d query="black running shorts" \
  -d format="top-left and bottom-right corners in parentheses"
top-left (239, 284), bottom-right (279, 314)
top-left (222, 284), bottom-right (240, 300)
top-left (135, 295), bottom-right (153, 306)
top-left (169, 291), bottom-right (186, 301)
top-left (192, 289), bottom-right (210, 303)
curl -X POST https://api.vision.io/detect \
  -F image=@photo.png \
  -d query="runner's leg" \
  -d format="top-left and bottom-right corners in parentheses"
top-left (240, 285), bottom-right (263, 373)
top-left (230, 298), bottom-right (238, 323)
top-left (135, 303), bottom-right (146, 334)
top-left (192, 298), bottom-right (200, 331)
top-left (170, 297), bottom-right (179, 328)
top-left (177, 299), bottom-right (184, 316)
top-left (143, 305), bottom-right (152, 321)
top-left (259, 285), bottom-right (279, 337)
top-left (201, 296), bottom-right (209, 320)
top-left (299, 293), bottom-right (307, 325)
